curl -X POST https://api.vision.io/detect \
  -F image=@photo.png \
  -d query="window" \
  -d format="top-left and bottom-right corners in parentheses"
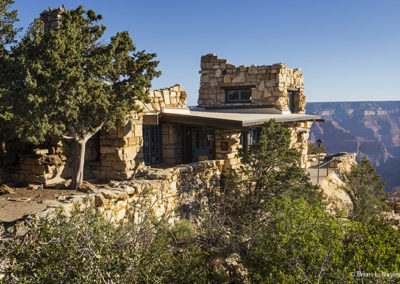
top-left (240, 127), bottom-right (261, 152)
top-left (143, 125), bottom-right (161, 165)
top-left (287, 91), bottom-right (295, 113)
top-left (226, 89), bottom-right (252, 103)
top-left (249, 128), bottom-right (261, 145)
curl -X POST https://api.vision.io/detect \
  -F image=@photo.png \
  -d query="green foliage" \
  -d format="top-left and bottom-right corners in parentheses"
top-left (236, 119), bottom-right (320, 207)
top-left (242, 198), bottom-right (400, 283)
top-left (2, 5), bottom-right (160, 186)
top-left (244, 198), bottom-right (345, 283)
top-left (191, 120), bottom-right (321, 281)
top-left (342, 222), bottom-right (400, 281)
top-left (0, 0), bottom-right (19, 46)
top-left (0, 0), bottom-right (20, 143)
top-left (345, 156), bottom-right (387, 224)
top-left (308, 141), bottom-right (327, 155)
top-left (8, 6), bottom-right (160, 144)
top-left (0, 207), bottom-right (219, 283)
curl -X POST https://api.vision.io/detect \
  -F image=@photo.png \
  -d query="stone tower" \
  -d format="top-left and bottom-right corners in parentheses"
top-left (39, 6), bottom-right (65, 33)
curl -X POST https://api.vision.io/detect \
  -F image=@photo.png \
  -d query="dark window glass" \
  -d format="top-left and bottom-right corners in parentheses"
top-left (288, 91), bottom-right (295, 113)
top-left (143, 125), bottom-right (161, 165)
top-left (241, 90), bottom-right (251, 101)
top-left (226, 89), bottom-right (252, 102)
top-left (226, 90), bottom-right (239, 101)
top-left (249, 128), bottom-right (260, 145)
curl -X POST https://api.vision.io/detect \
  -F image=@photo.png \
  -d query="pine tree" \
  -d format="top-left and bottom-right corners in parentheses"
top-left (6, 6), bottom-right (160, 187)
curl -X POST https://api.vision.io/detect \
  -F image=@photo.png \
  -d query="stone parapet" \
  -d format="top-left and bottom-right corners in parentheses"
top-left (198, 54), bottom-right (306, 113)
top-left (30, 160), bottom-right (225, 224)
top-left (137, 84), bottom-right (188, 114)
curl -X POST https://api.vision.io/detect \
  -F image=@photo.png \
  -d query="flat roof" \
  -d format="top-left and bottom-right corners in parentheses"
top-left (160, 108), bottom-right (323, 129)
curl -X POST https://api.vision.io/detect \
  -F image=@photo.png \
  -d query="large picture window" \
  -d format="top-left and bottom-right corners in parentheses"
top-left (226, 89), bottom-right (252, 103)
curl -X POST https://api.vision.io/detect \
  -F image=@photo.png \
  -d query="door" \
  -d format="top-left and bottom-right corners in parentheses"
top-left (191, 127), bottom-right (215, 162)
top-left (143, 125), bottom-right (161, 165)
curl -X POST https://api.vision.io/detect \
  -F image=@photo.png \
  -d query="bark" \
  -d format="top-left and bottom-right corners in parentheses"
top-left (70, 139), bottom-right (87, 189)
top-left (69, 125), bottom-right (103, 189)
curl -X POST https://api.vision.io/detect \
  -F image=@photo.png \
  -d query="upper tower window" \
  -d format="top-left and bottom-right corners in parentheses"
top-left (287, 90), bottom-right (295, 113)
top-left (225, 88), bottom-right (252, 103)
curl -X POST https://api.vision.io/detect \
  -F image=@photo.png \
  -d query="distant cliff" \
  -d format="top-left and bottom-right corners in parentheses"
top-left (307, 101), bottom-right (400, 191)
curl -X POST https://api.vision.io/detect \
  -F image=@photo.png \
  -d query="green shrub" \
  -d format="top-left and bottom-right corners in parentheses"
top-left (0, 207), bottom-right (219, 283)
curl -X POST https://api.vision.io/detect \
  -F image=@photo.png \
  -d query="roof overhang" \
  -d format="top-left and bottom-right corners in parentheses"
top-left (160, 108), bottom-right (324, 129)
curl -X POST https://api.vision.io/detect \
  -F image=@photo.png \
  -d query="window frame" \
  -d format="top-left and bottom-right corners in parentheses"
top-left (225, 88), bottom-right (252, 103)
top-left (143, 125), bottom-right (161, 165)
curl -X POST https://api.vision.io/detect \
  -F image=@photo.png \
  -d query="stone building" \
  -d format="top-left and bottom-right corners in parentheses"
top-left (0, 7), bottom-right (322, 184)
top-left (1, 54), bottom-right (322, 184)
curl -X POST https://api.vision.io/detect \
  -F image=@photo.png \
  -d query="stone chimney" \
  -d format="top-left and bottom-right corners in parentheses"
top-left (40, 5), bottom-right (65, 33)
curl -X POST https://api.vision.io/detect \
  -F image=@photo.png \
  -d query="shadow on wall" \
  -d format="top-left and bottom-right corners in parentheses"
top-left (0, 133), bottom-right (103, 185)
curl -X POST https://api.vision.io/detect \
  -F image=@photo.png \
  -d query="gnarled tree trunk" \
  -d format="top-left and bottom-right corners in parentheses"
top-left (70, 139), bottom-right (86, 189)
top-left (69, 125), bottom-right (103, 189)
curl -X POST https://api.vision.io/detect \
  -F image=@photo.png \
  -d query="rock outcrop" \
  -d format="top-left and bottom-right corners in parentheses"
top-left (312, 153), bottom-right (356, 216)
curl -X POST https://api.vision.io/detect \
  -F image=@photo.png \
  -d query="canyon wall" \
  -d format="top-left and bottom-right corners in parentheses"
top-left (307, 101), bottom-right (400, 191)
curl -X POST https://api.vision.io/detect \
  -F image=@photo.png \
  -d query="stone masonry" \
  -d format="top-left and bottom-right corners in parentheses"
top-left (198, 54), bottom-right (306, 113)
top-left (93, 85), bottom-right (188, 180)
top-left (28, 160), bottom-right (224, 224)
top-left (40, 6), bottom-right (65, 33)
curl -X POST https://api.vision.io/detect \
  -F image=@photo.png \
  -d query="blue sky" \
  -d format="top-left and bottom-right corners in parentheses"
top-left (12, 0), bottom-right (400, 105)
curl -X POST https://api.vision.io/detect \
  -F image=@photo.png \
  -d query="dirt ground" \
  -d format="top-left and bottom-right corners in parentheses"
top-left (0, 187), bottom-right (80, 223)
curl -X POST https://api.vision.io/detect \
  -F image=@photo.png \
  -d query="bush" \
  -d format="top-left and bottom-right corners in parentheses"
top-left (243, 198), bottom-right (345, 283)
top-left (0, 207), bottom-right (220, 283)
top-left (345, 156), bottom-right (387, 224)
top-left (308, 142), bottom-right (327, 155)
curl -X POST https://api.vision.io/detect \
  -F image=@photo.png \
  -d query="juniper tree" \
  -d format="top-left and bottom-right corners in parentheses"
top-left (193, 120), bottom-right (320, 281)
top-left (6, 6), bottom-right (160, 187)
top-left (345, 156), bottom-right (387, 224)
top-left (0, 0), bottom-right (19, 46)
top-left (0, 0), bottom-right (20, 156)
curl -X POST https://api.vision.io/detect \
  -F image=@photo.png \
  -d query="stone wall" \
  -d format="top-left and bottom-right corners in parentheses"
top-left (33, 160), bottom-right (224, 223)
top-left (286, 121), bottom-right (313, 167)
top-left (215, 129), bottom-right (241, 171)
top-left (93, 113), bottom-right (144, 180)
top-left (40, 6), bottom-right (65, 33)
top-left (162, 124), bottom-right (184, 164)
top-left (5, 148), bottom-right (65, 185)
top-left (2, 84), bottom-right (188, 184)
top-left (137, 84), bottom-right (188, 114)
top-left (93, 85), bottom-right (188, 179)
top-left (198, 54), bottom-right (306, 113)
